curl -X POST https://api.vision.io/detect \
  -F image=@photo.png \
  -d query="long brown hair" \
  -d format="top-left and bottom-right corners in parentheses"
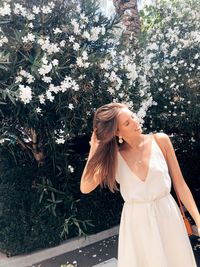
top-left (85, 102), bottom-right (128, 193)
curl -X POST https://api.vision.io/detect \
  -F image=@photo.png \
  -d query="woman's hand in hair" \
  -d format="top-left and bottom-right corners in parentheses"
top-left (89, 128), bottom-right (100, 150)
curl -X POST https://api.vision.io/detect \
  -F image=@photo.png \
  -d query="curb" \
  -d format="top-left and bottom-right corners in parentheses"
top-left (0, 225), bottom-right (119, 267)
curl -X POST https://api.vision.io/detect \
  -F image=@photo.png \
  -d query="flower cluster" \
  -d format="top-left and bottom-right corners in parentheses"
top-left (0, 0), bottom-right (151, 146)
top-left (139, 0), bottom-right (200, 144)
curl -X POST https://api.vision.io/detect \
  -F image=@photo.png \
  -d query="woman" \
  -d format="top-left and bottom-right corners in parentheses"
top-left (80, 102), bottom-right (200, 267)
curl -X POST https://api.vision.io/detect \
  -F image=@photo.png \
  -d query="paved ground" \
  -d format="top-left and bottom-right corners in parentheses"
top-left (0, 227), bottom-right (199, 267)
top-left (29, 235), bottom-right (118, 267)
top-left (29, 234), bottom-right (200, 267)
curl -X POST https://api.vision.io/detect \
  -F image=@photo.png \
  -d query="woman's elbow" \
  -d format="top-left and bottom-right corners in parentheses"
top-left (80, 176), bottom-right (99, 194)
top-left (80, 184), bottom-right (91, 194)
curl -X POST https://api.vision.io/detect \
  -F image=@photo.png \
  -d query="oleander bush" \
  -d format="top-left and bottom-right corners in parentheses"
top-left (0, 0), bottom-right (199, 255)
top-left (139, 0), bottom-right (200, 191)
top-left (0, 0), bottom-right (149, 255)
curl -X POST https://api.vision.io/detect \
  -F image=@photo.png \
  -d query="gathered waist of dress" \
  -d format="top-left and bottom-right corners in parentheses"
top-left (124, 192), bottom-right (171, 205)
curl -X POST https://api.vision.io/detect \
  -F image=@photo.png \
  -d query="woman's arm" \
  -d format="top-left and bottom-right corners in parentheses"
top-left (80, 129), bottom-right (101, 194)
top-left (156, 133), bottom-right (200, 235)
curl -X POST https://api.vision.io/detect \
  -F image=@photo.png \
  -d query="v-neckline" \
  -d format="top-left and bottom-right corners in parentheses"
top-left (118, 134), bottom-right (154, 184)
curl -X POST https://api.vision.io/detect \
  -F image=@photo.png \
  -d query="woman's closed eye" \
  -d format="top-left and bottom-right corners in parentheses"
top-left (125, 113), bottom-right (135, 126)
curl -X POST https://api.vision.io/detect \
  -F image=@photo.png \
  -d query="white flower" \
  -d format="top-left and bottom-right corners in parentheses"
top-left (42, 76), bottom-right (52, 83)
top-left (0, 36), bottom-right (8, 47)
top-left (14, 3), bottom-right (27, 17)
top-left (15, 76), bottom-right (23, 83)
top-left (46, 90), bottom-right (54, 102)
top-left (19, 70), bottom-right (27, 77)
top-left (69, 35), bottom-right (75, 43)
top-left (82, 51), bottom-right (88, 60)
top-left (60, 76), bottom-right (72, 92)
top-left (68, 165), bottom-right (74, 172)
top-left (100, 60), bottom-right (110, 70)
top-left (71, 19), bottom-right (80, 35)
top-left (83, 62), bottom-right (90, 68)
top-left (49, 84), bottom-right (60, 94)
top-left (90, 27), bottom-right (101, 41)
top-left (47, 43), bottom-right (60, 54)
top-left (76, 57), bottom-right (84, 67)
top-left (41, 5), bottom-right (52, 14)
top-left (68, 103), bottom-right (74, 110)
top-left (32, 6), bottom-right (40, 14)
top-left (78, 74), bottom-right (86, 80)
top-left (170, 48), bottom-right (179, 57)
top-left (27, 74), bottom-right (35, 84)
top-left (82, 31), bottom-right (90, 40)
top-left (36, 107), bottom-right (42, 113)
top-left (28, 23), bottom-right (34, 29)
top-left (0, 3), bottom-right (11, 16)
top-left (104, 72), bottom-right (109, 78)
top-left (178, 60), bottom-right (184, 64)
top-left (116, 77), bottom-right (122, 90)
top-left (22, 33), bottom-right (35, 43)
top-left (73, 42), bottom-right (80, 51)
top-left (60, 40), bottom-right (66, 47)
top-left (109, 71), bottom-right (117, 82)
top-left (94, 15), bottom-right (99, 22)
top-left (18, 85), bottom-right (32, 104)
top-left (148, 43), bottom-right (159, 51)
top-left (56, 138), bottom-right (65, 144)
top-left (39, 94), bottom-right (45, 104)
top-left (76, 4), bottom-right (81, 13)
top-left (38, 63), bottom-right (52, 76)
top-left (170, 82), bottom-right (176, 88)
top-left (126, 63), bottom-right (138, 81)
top-left (48, 2), bottom-right (55, 9)
top-left (38, 37), bottom-right (60, 55)
top-left (53, 28), bottom-right (62, 34)
top-left (71, 80), bottom-right (79, 91)
top-left (80, 13), bottom-right (89, 23)
top-left (110, 50), bottom-right (116, 58)
top-left (107, 87), bottom-right (115, 94)
top-left (0, 138), bottom-right (5, 144)
top-left (52, 59), bottom-right (59, 66)
top-left (26, 13), bottom-right (35, 21)
top-left (16, 70), bottom-right (35, 84)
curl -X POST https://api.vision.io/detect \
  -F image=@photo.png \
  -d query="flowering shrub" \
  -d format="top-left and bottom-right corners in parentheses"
top-left (140, 0), bottom-right (200, 144)
top-left (0, 0), bottom-right (151, 254)
top-left (138, 0), bottom-right (200, 192)
top-left (0, 0), bottom-right (150, 148)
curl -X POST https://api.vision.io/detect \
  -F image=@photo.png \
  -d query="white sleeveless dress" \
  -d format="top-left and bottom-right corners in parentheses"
top-left (115, 134), bottom-right (197, 267)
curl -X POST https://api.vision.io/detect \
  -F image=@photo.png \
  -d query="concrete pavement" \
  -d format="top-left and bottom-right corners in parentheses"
top-left (0, 225), bottom-right (200, 267)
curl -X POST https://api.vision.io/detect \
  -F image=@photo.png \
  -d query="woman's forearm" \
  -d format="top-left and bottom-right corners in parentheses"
top-left (80, 144), bottom-right (100, 194)
top-left (177, 181), bottom-right (200, 227)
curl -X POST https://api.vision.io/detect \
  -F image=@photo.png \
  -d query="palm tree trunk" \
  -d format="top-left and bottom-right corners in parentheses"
top-left (112, 0), bottom-right (141, 41)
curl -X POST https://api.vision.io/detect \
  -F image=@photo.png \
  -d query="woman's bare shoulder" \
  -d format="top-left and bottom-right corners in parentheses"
top-left (154, 132), bottom-right (171, 147)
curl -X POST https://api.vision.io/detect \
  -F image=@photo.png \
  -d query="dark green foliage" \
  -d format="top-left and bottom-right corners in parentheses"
top-left (0, 162), bottom-right (62, 256)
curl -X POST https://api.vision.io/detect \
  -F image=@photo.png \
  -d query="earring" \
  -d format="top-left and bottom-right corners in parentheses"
top-left (118, 136), bottom-right (124, 144)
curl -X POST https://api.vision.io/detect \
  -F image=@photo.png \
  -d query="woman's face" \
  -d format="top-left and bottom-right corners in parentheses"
top-left (116, 107), bottom-right (142, 138)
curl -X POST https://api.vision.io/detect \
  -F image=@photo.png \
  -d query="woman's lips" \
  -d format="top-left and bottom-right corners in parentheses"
top-left (135, 125), bottom-right (141, 131)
